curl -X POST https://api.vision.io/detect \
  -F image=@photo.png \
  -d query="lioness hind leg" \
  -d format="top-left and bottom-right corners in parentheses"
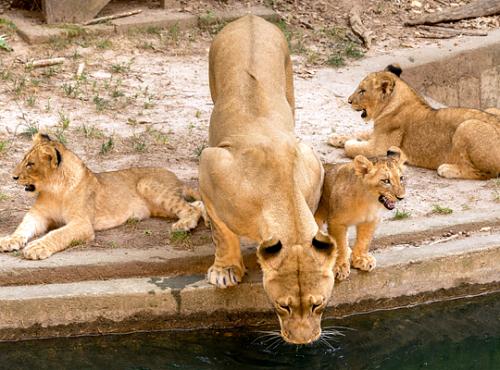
top-left (351, 221), bottom-right (377, 272)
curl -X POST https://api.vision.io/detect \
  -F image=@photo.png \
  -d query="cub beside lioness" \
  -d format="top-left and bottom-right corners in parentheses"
top-left (315, 147), bottom-right (406, 280)
top-left (0, 134), bottom-right (205, 260)
top-left (330, 64), bottom-right (500, 180)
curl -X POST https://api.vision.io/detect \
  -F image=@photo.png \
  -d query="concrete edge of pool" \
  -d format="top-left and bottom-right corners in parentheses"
top-left (0, 231), bottom-right (498, 341)
top-left (0, 208), bottom-right (498, 287)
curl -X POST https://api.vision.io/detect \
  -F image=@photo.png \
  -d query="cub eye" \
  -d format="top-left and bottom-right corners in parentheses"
top-left (26, 162), bottom-right (34, 168)
top-left (400, 176), bottom-right (405, 182)
top-left (358, 89), bottom-right (365, 96)
top-left (312, 303), bottom-right (324, 314)
top-left (382, 179), bottom-right (390, 184)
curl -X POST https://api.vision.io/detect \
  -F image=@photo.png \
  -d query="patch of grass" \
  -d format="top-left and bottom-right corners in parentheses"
top-left (169, 230), bottom-right (190, 245)
top-left (80, 124), bottom-right (104, 139)
top-left (26, 95), bottom-right (37, 107)
top-left (0, 192), bottom-right (9, 201)
top-left (146, 26), bottom-right (161, 35)
top-left (126, 217), bottom-right (140, 225)
top-left (168, 23), bottom-right (180, 43)
top-left (0, 140), bottom-right (7, 153)
top-left (327, 53), bottom-right (345, 67)
top-left (93, 95), bottom-right (109, 111)
top-left (345, 42), bottom-right (364, 59)
top-left (276, 19), bottom-right (292, 48)
top-left (144, 229), bottom-right (152, 236)
top-left (392, 209), bottom-right (411, 220)
top-left (131, 135), bottom-right (147, 152)
top-left (96, 38), bottom-right (112, 49)
top-left (491, 178), bottom-right (500, 202)
top-left (194, 142), bottom-right (207, 158)
top-left (100, 137), bottom-right (114, 155)
top-left (149, 129), bottom-right (169, 145)
top-left (58, 112), bottom-right (70, 130)
top-left (0, 18), bottom-right (17, 31)
top-left (110, 62), bottom-right (130, 74)
top-left (69, 239), bottom-right (85, 248)
top-left (195, 110), bottom-right (201, 119)
top-left (432, 204), bottom-right (453, 215)
top-left (20, 121), bottom-right (39, 138)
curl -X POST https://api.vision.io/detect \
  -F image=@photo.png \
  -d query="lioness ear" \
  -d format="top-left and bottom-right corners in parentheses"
top-left (385, 64), bottom-right (402, 77)
top-left (353, 155), bottom-right (373, 176)
top-left (387, 146), bottom-right (407, 165)
top-left (378, 75), bottom-right (395, 96)
top-left (33, 133), bottom-right (51, 145)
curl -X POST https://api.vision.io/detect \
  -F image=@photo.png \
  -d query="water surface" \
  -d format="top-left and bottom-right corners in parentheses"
top-left (1, 292), bottom-right (499, 370)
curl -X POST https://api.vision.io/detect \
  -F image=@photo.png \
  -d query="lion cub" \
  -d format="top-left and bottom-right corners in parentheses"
top-left (315, 147), bottom-right (406, 280)
top-left (0, 134), bottom-right (205, 260)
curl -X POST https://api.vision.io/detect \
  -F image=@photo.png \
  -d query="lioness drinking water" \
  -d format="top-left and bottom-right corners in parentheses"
top-left (199, 15), bottom-right (335, 344)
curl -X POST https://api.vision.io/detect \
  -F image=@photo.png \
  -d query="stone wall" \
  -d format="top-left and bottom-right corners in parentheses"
top-left (403, 43), bottom-right (500, 109)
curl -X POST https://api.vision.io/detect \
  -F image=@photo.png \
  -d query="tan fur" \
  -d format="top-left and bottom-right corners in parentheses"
top-left (315, 147), bottom-right (406, 280)
top-left (330, 65), bottom-right (500, 180)
top-left (0, 134), bottom-right (205, 260)
top-left (200, 15), bottom-right (334, 344)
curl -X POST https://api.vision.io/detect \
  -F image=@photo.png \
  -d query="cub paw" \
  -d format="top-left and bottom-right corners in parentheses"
top-left (352, 253), bottom-right (376, 272)
top-left (437, 164), bottom-right (461, 179)
top-left (334, 260), bottom-right (351, 281)
top-left (23, 240), bottom-right (55, 260)
top-left (327, 134), bottom-right (348, 148)
top-left (191, 200), bottom-right (209, 227)
top-left (171, 218), bottom-right (198, 232)
top-left (207, 264), bottom-right (245, 288)
top-left (0, 235), bottom-right (27, 252)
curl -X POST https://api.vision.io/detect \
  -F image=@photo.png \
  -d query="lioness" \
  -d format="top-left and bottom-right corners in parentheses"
top-left (315, 147), bottom-right (406, 280)
top-left (330, 64), bottom-right (500, 180)
top-left (199, 15), bottom-right (334, 344)
top-left (0, 134), bottom-right (205, 260)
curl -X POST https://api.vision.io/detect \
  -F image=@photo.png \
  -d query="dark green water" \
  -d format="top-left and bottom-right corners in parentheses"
top-left (0, 292), bottom-right (499, 370)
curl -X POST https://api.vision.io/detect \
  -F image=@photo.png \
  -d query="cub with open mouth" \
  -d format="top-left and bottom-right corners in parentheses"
top-left (315, 147), bottom-right (407, 280)
top-left (199, 15), bottom-right (334, 345)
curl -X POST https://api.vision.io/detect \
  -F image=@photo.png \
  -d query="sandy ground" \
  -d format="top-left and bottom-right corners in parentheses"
top-left (0, 19), bottom-right (499, 249)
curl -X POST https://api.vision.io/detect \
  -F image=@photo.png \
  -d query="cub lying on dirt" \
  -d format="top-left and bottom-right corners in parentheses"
top-left (200, 15), bottom-right (332, 345)
top-left (315, 147), bottom-right (407, 280)
top-left (329, 64), bottom-right (500, 180)
top-left (0, 133), bottom-right (205, 260)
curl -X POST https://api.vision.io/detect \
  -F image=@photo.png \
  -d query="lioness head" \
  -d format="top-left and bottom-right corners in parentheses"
top-left (12, 134), bottom-right (64, 193)
top-left (353, 146), bottom-right (407, 210)
top-left (348, 64), bottom-right (402, 121)
top-left (257, 233), bottom-right (336, 344)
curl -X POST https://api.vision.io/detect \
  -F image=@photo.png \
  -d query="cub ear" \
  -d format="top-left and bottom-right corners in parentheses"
top-left (33, 133), bottom-right (51, 145)
top-left (353, 155), bottom-right (374, 176)
top-left (385, 64), bottom-right (402, 77)
top-left (387, 146), bottom-right (407, 165)
top-left (40, 145), bottom-right (62, 169)
top-left (378, 74), bottom-right (396, 96)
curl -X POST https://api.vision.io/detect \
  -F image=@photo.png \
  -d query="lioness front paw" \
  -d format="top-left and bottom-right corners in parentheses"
top-left (327, 134), bottom-right (348, 148)
top-left (0, 235), bottom-right (27, 252)
top-left (23, 240), bottom-right (55, 260)
top-left (351, 253), bottom-right (376, 272)
top-left (334, 260), bottom-right (351, 281)
top-left (207, 264), bottom-right (245, 288)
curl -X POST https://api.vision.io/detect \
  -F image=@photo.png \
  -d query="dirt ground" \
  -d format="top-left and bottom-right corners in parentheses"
top-left (0, 0), bottom-right (499, 252)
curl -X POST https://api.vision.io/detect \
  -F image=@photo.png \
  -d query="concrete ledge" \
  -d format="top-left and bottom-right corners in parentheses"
top-left (0, 233), bottom-right (498, 341)
top-left (0, 210), bottom-right (498, 287)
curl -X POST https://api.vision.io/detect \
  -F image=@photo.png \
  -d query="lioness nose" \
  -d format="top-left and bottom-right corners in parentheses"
top-left (348, 96), bottom-right (353, 104)
top-left (12, 176), bottom-right (19, 180)
top-left (397, 196), bottom-right (405, 200)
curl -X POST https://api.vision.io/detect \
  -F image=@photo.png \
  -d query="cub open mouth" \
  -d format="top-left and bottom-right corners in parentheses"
top-left (25, 184), bottom-right (36, 192)
top-left (361, 109), bottom-right (367, 118)
top-left (378, 195), bottom-right (395, 210)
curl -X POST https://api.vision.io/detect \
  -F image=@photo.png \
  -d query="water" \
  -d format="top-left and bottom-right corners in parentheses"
top-left (0, 292), bottom-right (499, 370)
